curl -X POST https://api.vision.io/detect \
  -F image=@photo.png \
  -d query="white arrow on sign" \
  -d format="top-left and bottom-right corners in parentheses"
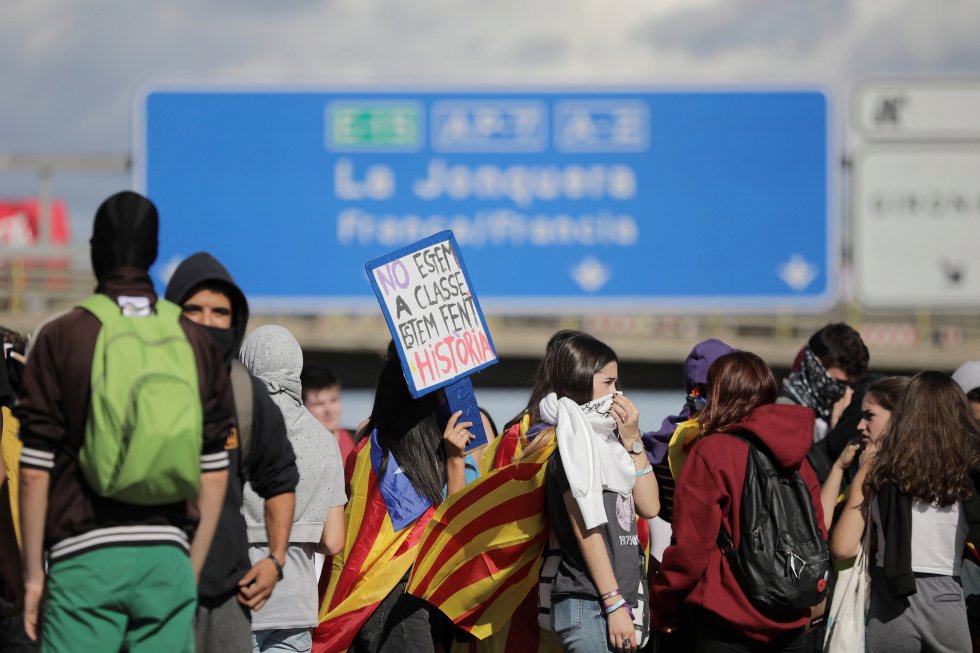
top-left (570, 256), bottom-right (612, 293)
top-left (777, 254), bottom-right (818, 292)
top-left (939, 259), bottom-right (965, 285)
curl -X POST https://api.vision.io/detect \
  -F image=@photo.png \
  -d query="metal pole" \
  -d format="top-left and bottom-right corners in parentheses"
top-left (39, 164), bottom-right (53, 245)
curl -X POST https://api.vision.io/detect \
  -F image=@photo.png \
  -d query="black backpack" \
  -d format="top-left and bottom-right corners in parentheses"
top-left (717, 433), bottom-right (831, 613)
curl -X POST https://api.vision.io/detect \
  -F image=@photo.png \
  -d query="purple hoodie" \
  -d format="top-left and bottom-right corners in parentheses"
top-left (641, 338), bottom-right (734, 464)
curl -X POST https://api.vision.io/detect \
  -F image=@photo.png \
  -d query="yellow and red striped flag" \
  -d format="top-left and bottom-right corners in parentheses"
top-left (408, 417), bottom-right (562, 653)
top-left (449, 590), bottom-right (560, 653)
top-left (408, 433), bottom-right (555, 638)
top-left (478, 413), bottom-right (530, 476)
top-left (313, 436), bottom-right (434, 653)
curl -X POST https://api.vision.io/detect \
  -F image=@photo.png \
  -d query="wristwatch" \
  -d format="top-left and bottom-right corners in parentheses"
top-left (628, 440), bottom-right (644, 455)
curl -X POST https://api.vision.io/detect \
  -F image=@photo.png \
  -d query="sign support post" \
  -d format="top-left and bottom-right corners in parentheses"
top-left (441, 376), bottom-right (486, 450)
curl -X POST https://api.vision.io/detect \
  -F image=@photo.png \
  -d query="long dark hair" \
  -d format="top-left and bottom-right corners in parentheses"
top-left (528, 332), bottom-right (618, 424)
top-left (869, 371), bottom-right (980, 506)
top-left (699, 351), bottom-right (778, 435)
top-left (356, 342), bottom-right (446, 505)
top-left (504, 329), bottom-right (587, 431)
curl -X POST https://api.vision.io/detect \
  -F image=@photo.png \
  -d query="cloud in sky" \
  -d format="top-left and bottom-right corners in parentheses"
top-left (2, 0), bottom-right (979, 231)
top-left (4, 0), bottom-right (977, 146)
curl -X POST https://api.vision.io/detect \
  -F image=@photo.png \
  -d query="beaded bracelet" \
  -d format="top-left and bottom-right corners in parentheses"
top-left (635, 465), bottom-right (654, 478)
top-left (599, 588), bottom-right (622, 601)
top-left (603, 598), bottom-right (627, 615)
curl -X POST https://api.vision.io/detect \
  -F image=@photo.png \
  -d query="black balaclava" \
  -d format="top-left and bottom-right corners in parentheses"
top-left (90, 191), bottom-right (159, 279)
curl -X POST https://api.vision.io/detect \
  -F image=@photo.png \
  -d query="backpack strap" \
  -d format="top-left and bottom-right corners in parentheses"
top-left (230, 360), bottom-right (254, 473)
top-left (77, 294), bottom-right (121, 322)
top-left (725, 430), bottom-right (778, 470)
top-left (715, 431), bottom-right (760, 556)
top-left (78, 294), bottom-right (182, 321)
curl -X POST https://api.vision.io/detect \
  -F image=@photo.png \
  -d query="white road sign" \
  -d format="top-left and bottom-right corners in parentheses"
top-left (855, 80), bottom-right (980, 141)
top-left (853, 147), bottom-right (980, 307)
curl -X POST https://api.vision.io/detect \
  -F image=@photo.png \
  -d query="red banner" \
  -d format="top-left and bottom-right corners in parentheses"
top-left (0, 199), bottom-right (70, 246)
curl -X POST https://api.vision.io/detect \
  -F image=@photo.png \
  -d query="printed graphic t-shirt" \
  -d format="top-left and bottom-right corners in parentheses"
top-left (546, 451), bottom-right (644, 605)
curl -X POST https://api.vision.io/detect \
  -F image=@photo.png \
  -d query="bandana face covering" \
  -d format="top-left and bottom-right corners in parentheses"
top-left (578, 392), bottom-right (619, 435)
top-left (784, 348), bottom-right (848, 422)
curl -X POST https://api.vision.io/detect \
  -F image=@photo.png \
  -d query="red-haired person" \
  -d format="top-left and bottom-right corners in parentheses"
top-left (650, 351), bottom-right (828, 652)
top-left (831, 371), bottom-right (980, 652)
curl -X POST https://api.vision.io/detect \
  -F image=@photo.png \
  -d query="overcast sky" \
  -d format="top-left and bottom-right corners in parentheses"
top-left (3, 0), bottom-right (980, 239)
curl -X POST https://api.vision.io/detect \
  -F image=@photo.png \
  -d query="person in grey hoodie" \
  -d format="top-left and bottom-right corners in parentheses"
top-left (240, 325), bottom-right (347, 653)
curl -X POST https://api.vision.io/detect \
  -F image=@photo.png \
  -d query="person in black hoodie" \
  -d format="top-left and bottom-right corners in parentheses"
top-left (165, 252), bottom-right (299, 653)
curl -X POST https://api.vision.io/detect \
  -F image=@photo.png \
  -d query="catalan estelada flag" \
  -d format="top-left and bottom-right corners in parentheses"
top-left (478, 412), bottom-right (530, 476)
top-left (407, 417), bottom-right (561, 653)
top-left (449, 590), bottom-right (560, 653)
top-left (314, 432), bottom-right (435, 653)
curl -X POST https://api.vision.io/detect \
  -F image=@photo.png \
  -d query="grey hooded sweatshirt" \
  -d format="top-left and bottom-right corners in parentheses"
top-left (239, 325), bottom-right (345, 543)
top-left (239, 325), bottom-right (346, 630)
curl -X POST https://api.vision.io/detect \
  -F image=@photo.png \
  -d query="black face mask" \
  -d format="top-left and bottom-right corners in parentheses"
top-left (202, 325), bottom-right (237, 365)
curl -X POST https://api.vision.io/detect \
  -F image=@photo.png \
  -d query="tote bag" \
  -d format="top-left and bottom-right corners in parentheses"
top-left (823, 521), bottom-right (871, 652)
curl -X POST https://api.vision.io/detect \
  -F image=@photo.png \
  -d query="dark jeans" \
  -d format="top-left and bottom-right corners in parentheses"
top-left (0, 596), bottom-right (39, 653)
top-left (649, 604), bottom-right (697, 653)
top-left (351, 579), bottom-right (447, 653)
top-left (693, 611), bottom-right (806, 653)
top-left (194, 591), bottom-right (252, 653)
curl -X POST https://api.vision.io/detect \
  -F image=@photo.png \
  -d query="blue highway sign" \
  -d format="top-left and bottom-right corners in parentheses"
top-left (137, 85), bottom-right (835, 312)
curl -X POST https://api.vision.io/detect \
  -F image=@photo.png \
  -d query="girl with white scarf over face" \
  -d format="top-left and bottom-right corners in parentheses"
top-left (536, 333), bottom-right (660, 653)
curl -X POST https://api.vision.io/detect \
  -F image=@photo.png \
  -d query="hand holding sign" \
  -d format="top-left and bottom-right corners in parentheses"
top-left (443, 411), bottom-right (475, 458)
top-left (366, 230), bottom-right (498, 451)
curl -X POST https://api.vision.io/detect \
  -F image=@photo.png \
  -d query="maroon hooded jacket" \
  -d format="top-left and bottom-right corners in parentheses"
top-left (649, 403), bottom-right (828, 642)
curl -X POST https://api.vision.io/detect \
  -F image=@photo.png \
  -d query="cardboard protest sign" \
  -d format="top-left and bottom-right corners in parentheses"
top-left (366, 230), bottom-right (498, 396)
top-left (366, 231), bottom-right (497, 450)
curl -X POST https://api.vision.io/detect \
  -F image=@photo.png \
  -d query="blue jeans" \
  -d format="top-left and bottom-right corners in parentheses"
top-left (551, 595), bottom-right (614, 653)
top-left (252, 628), bottom-right (311, 653)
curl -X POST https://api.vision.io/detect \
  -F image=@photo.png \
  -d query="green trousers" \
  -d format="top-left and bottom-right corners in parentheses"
top-left (41, 544), bottom-right (196, 653)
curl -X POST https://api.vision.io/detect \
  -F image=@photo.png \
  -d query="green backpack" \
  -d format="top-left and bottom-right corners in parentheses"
top-left (78, 294), bottom-right (203, 505)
